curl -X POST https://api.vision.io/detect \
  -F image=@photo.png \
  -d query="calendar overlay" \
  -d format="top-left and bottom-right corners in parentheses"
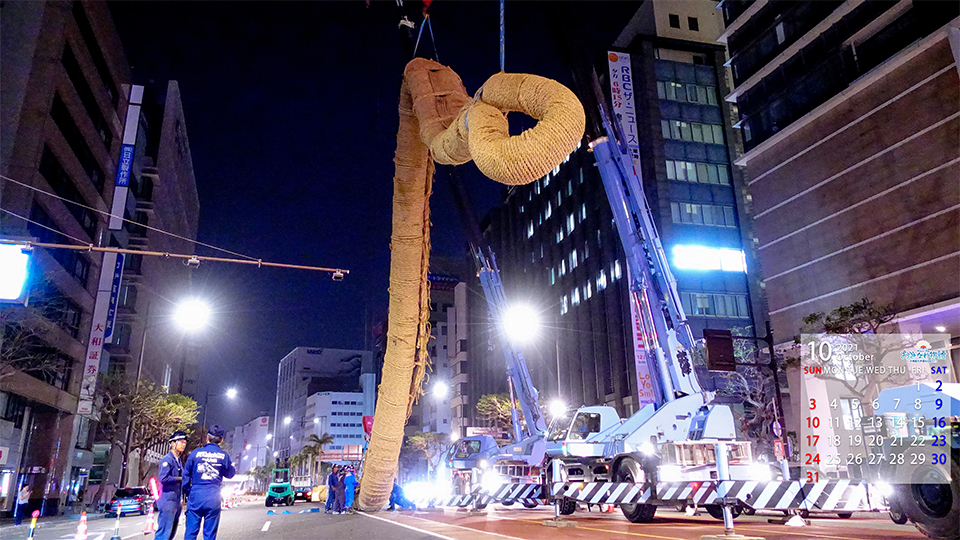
top-left (801, 334), bottom-right (954, 485)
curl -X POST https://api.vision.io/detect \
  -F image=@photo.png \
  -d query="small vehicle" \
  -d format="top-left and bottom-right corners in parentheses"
top-left (292, 476), bottom-right (313, 501)
top-left (265, 468), bottom-right (294, 507)
top-left (109, 486), bottom-right (153, 516)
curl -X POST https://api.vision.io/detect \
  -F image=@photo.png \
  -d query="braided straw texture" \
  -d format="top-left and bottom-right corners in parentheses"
top-left (357, 59), bottom-right (583, 511)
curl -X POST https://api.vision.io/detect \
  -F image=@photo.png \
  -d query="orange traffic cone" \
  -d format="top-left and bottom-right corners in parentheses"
top-left (142, 505), bottom-right (157, 535)
top-left (76, 511), bottom-right (88, 540)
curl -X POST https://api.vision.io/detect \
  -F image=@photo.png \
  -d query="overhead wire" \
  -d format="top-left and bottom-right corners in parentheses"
top-left (0, 207), bottom-right (91, 247)
top-left (0, 174), bottom-right (258, 260)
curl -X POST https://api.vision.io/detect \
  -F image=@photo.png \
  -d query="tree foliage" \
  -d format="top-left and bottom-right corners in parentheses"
top-left (92, 374), bottom-right (199, 487)
top-left (475, 393), bottom-right (516, 433)
top-left (405, 431), bottom-right (450, 474)
top-left (801, 297), bottom-right (911, 411)
top-left (0, 283), bottom-right (73, 383)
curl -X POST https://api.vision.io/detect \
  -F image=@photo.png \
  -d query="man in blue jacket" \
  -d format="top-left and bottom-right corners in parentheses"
top-left (156, 431), bottom-right (187, 540)
top-left (183, 425), bottom-right (236, 540)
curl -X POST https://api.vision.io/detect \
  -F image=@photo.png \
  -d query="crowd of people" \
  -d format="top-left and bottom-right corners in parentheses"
top-left (324, 464), bottom-right (358, 514)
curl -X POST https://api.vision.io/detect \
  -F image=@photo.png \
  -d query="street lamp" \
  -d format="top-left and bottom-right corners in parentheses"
top-left (201, 387), bottom-right (238, 428)
top-left (432, 381), bottom-right (449, 399)
top-left (502, 305), bottom-right (561, 399)
top-left (119, 297), bottom-right (210, 486)
top-left (549, 399), bottom-right (566, 418)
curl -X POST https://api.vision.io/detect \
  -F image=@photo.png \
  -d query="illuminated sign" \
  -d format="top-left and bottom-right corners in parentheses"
top-left (0, 244), bottom-right (30, 302)
top-left (672, 245), bottom-right (746, 272)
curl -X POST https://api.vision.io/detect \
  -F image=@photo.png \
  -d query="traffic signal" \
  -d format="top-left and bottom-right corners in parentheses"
top-left (703, 329), bottom-right (736, 371)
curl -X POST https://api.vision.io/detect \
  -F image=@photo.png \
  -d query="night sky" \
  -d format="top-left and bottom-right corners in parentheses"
top-left (107, 0), bottom-right (641, 431)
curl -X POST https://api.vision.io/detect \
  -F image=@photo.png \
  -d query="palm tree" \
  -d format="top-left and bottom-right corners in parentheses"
top-left (302, 433), bottom-right (335, 480)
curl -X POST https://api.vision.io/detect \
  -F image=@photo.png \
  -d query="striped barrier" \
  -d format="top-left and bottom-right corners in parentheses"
top-left (550, 480), bottom-right (876, 512)
top-left (410, 483), bottom-right (546, 508)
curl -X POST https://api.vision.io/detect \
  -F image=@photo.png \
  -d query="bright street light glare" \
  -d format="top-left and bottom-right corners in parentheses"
top-left (225, 388), bottom-right (238, 399)
top-left (283, 416), bottom-right (292, 425)
top-left (174, 299), bottom-right (211, 331)
top-left (266, 434), bottom-right (272, 440)
top-left (0, 244), bottom-right (30, 301)
top-left (450, 432), bottom-right (460, 443)
top-left (433, 381), bottom-right (449, 399)
top-left (503, 304), bottom-right (540, 343)
top-left (313, 418), bottom-right (319, 424)
top-left (549, 399), bottom-right (566, 418)
top-left (245, 444), bottom-right (251, 450)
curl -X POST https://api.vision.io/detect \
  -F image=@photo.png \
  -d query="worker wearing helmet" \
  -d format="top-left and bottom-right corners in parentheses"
top-left (156, 430), bottom-right (187, 540)
top-left (183, 425), bottom-right (236, 540)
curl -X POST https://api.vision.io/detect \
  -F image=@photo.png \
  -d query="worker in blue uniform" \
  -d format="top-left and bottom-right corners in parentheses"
top-left (183, 425), bottom-right (236, 540)
top-left (156, 430), bottom-right (187, 540)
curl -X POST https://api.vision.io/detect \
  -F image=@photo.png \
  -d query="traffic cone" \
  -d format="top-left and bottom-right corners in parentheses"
top-left (76, 511), bottom-right (88, 540)
top-left (142, 505), bottom-right (157, 534)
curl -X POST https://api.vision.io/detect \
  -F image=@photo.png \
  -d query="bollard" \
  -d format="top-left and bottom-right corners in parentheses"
top-left (76, 511), bottom-right (89, 540)
top-left (26, 510), bottom-right (39, 540)
top-left (109, 510), bottom-right (122, 540)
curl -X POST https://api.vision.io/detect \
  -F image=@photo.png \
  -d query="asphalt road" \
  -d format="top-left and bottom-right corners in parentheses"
top-left (0, 500), bottom-right (931, 540)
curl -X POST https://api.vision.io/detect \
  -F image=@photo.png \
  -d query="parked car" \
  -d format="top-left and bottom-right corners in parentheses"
top-left (293, 485), bottom-right (313, 501)
top-left (109, 486), bottom-right (153, 516)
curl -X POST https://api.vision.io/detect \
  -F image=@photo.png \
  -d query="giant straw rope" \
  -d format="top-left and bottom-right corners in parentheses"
top-left (357, 58), bottom-right (584, 511)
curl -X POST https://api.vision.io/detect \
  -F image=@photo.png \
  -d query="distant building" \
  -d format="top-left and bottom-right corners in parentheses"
top-left (1, 0), bottom-right (132, 516)
top-left (475, 0), bottom-right (763, 417)
top-left (305, 392), bottom-right (368, 464)
top-left (232, 415), bottom-right (272, 472)
top-left (722, 0), bottom-right (959, 345)
top-left (273, 347), bottom-right (374, 460)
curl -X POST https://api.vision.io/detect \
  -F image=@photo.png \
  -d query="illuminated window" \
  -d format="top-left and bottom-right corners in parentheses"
top-left (680, 292), bottom-right (749, 318)
top-left (545, 201), bottom-right (552, 220)
top-left (566, 214), bottom-right (575, 234)
top-left (597, 270), bottom-right (607, 291)
top-left (583, 242), bottom-right (589, 259)
top-left (527, 221), bottom-right (534, 238)
top-left (671, 202), bottom-right (736, 227)
top-left (550, 267), bottom-right (556, 285)
top-left (613, 260), bottom-right (622, 280)
top-left (580, 204), bottom-right (587, 222)
top-left (672, 245), bottom-right (746, 272)
top-left (584, 282), bottom-right (592, 299)
top-left (572, 287), bottom-right (580, 306)
top-left (557, 192), bottom-right (562, 206)
top-left (543, 174), bottom-right (550, 187)
top-left (559, 260), bottom-right (566, 276)
top-left (561, 296), bottom-right (569, 315)
top-left (567, 181), bottom-right (573, 196)
top-left (570, 249), bottom-right (578, 269)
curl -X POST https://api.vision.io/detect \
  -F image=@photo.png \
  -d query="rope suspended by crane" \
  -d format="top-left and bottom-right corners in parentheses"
top-left (357, 58), bottom-right (584, 511)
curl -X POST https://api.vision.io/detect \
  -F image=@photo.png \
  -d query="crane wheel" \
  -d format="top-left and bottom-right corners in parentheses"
top-left (613, 457), bottom-right (657, 523)
top-left (898, 458), bottom-right (959, 540)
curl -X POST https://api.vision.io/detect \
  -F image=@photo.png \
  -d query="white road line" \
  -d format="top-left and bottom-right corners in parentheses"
top-left (358, 512), bottom-right (460, 540)
top-left (262, 520), bottom-right (271, 531)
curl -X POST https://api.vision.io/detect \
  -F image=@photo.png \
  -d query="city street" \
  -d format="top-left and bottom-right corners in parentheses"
top-left (0, 499), bottom-right (929, 540)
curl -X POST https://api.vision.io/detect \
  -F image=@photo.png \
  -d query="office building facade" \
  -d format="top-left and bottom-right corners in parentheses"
top-left (477, 1), bottom-right (764, 417)
top-left (1, 0), bottom-right (132, 516)
top-left (721, 0), bottom-right (959, 345)
top-left (274, 347), bottom-right (374, 460)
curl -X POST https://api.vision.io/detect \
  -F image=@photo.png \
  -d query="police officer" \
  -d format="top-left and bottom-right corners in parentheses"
top-left (182, 425), bottom-right (235, 540)
top-left (156, 431), bottom-right (187, 540)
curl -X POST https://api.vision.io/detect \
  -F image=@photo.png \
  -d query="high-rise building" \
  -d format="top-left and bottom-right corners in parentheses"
top-left (231, 415), bottom-right (272, 472)
top-left (273, 347), bottom-right (374, 460)
top-left (720, 0), bottom-right (959, 346)
top-left (477, 1), bottom-right (764, 417)
top-left (1, 1), bottom-right (201, 514)
top-left (1, 0), bottom-right (131, 516)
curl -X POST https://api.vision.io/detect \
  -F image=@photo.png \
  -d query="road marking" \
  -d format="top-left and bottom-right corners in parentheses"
top-left (359, 512), bottom-right (460, 539)
top-left (748, 526), bottom-right (901, 540)
top-left (493, 514), bottom-right (687, 540)
top-left (402, 513), bottom-right (527, 540)
top-left (262, 521), bottom-right (271, 531)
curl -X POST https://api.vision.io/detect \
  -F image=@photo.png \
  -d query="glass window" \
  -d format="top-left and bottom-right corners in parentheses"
top-left (669, 13), bottom-right (680, 28)
top-left (570, 249), bottom-right (578, 269)
top-left (550, 268), bottom-right (555, 285)
top-left (718, 164), bottom-right (729, 184)
top-left (696, 163), bottom-right (709, 183)
top-left (666, 160), bottom-right (676, 180)
top-left (691, 123), bottom-right (704, 142)
top-left (673, 82), bottom-right (686, 102)
top-left (657, 81), bottom-right (666, 100)
top-left (560, 260), bottom-right (566, 276)
top-left (679, 122), bottom-right (691, 141)
top-left (671, 202), bottom-right (681, 222)
top-left (561, 296), bottom-right (569, 315)
top-left (527, 221), bottom-right (534, 238)
top-left (580, 203), bottom-right (587, 222)
top-left (597, 269), bottom-right (607, 291)
top-left (662, 120), bottom-right (672, 139)
top-left (687, 84), bottom-right (700, 103)
top-left (584, 281), bottom-right (592, 299)
top-left (707, 165), bottom-right (720, 185)
top-left (723, 206), bottom-right (736, 226)
top-left (712, 125), bottom-right (724, 144)
top-left (567, 213), bottom-right (575, 234)
top-left (572, 288), bottom-right (580, 306)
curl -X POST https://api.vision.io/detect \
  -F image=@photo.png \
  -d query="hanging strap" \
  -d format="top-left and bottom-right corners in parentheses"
top-left (500, 0), bottom-right (505, 72)
top-left (412, 14), bottom-right (440, 62)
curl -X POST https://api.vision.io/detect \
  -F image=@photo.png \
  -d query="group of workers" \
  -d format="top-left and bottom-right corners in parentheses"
top-left (324, 464), bottom-right (359, 513)
top-left (153, 425), bottom-right (418, 540)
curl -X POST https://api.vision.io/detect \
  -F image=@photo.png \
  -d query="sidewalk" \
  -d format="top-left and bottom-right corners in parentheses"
top-left (0, 512), bottom-right (107, 533)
